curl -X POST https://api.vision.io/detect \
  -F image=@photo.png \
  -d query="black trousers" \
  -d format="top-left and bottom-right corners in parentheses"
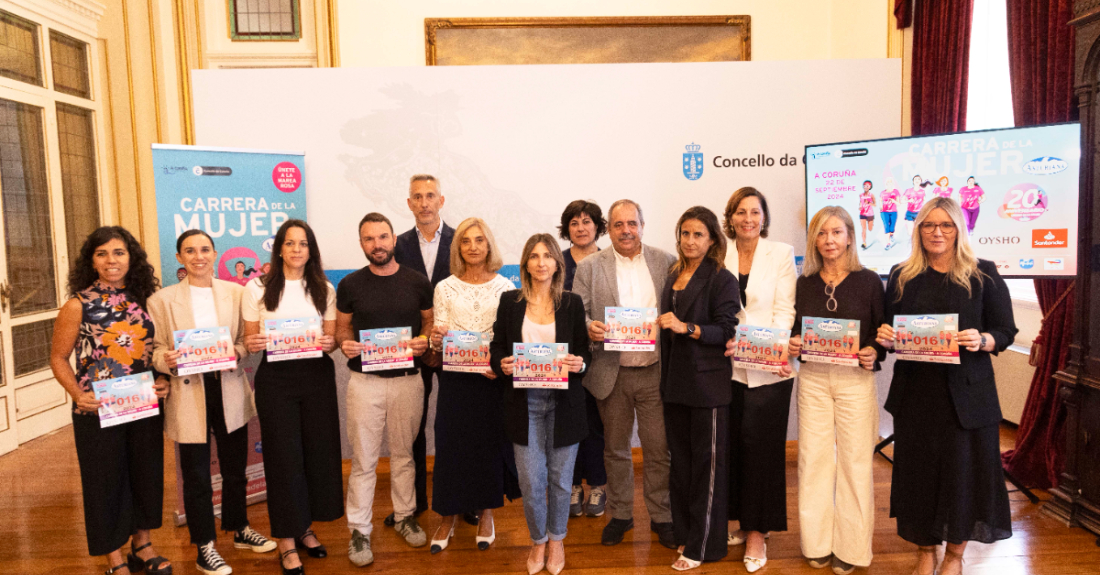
top-left (178, 372), bottom-right (250, 544)
top-left (254, 355), bottom-right (344, 538)
top-left (72, 407), bottom-right (165, 556)
top-left (413, 365), bottom-right (436, 514)
top-left (572, 387), bottom-right (607, 487)
top-left (728, 379), bottom-right (794, 533)
top-left (665, 403), bottom-right (729, 562)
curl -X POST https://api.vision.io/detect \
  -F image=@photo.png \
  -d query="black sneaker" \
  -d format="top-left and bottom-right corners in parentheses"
top-left (197, 541), bottom-right (232, 575)
top-left (234, 526), bottom-right (277, 553)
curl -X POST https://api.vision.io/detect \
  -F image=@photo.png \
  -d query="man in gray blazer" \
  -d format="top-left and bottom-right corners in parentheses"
top-left (573, 199), bottom-right (676, 549)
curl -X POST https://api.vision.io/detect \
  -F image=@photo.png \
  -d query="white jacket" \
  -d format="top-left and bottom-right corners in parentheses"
top-left (725, 238), bottom-right (798, 387)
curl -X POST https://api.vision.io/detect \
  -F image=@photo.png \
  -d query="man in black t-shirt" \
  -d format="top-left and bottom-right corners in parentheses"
top-left (337, 212), bottom-right (433, 566)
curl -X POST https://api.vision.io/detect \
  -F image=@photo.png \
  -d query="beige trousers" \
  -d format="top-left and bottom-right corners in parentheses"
top-left (797, 360), bottom-right (878, 567)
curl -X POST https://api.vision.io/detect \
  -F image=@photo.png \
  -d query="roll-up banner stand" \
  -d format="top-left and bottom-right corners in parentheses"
top-left (152, 144), bottom-right (307, 525)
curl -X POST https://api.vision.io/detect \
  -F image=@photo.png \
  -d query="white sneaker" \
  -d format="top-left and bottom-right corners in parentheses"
top-left (197, 541), bottom-right (232, 575)
top-left (569, 485), bottom-right (584, 517)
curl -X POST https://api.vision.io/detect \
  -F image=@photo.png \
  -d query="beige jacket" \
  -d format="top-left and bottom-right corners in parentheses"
top-left (148, 276), bottom-right (255, 443)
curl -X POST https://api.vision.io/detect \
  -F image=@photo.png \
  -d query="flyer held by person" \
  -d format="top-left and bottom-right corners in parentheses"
top-left (442, 330), bottom-right (491, 373)
top-left (92, 371), bottom-right (160, 428)
top-left (893, 314), bottom-right (961, 364)
top-left (263, 315), bottom-right (323, 362)
top-left (173, 326), bottom-right (238, 375)
top-left (731, 325), bottom-right (792, 374)
top-left (360, 327), bottom-right (415, 372)
top-left (801, 317), bottom-right (860, 367)
top-left (512, 342), bottom-right (569, 390)
top-left (603, 307), bottom-right (658, 351)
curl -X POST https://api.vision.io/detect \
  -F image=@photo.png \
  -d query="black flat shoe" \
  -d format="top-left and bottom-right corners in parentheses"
top-left (295, 530), bottom-right (327, 558)
top-left (128, 542), bottom-right (173, 575)
top-left (281, 549), bottom-right (304, 575)
top-left (650, 521), bottom-right (677, 550)
top-left (601, 518), bottom-right (634, 546)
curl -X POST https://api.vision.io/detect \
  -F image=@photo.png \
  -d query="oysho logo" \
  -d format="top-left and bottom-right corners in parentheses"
top-left (1020, 258), bottom-right (1035, 269)
top-left (1024, 156), bottom-right (1069, 175)
top-left (620, 309), bottom-right (642, 320)
top-left (978, 236), bottom-right (1020, 245)
top-left (818, 320), bottom-right (843, 333)
top-left (457, 333), bottom-right (478, 344)
top-left (1031, 229), bottom-right (1068, 248)
top-left (911, 316), bottom-right (940, 329)
top-left (752, 328), bottom-right (774, 340)
top-left (1044, 258), bottom-right (1065, 271)
top-left (528, 345), bottom-right (552, 357)
top-left (683, 143), bottom-right (704, 181)
top-left (374, 330), bottom-right (397, 340)
top-left (281, 319), bottom-right (304, 330)
top-left (190, 330), bottom-right (213, 342)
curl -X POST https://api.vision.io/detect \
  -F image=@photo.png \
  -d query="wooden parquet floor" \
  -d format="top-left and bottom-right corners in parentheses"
top-left (2, 425), bottom-right (1098, 574)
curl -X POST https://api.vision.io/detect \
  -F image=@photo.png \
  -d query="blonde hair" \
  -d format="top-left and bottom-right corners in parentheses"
top-left (802, 206), bottom-right (862, 277)
top-left (893, 196), bottom-right (984, 300)
top-left (517, 234), bottom-right (565, 308)
top-left (450, 217), bottom-right (503, 276)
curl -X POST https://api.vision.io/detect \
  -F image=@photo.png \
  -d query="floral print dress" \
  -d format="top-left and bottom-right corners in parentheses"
top-left (73, 280), bottom-right (156, 412)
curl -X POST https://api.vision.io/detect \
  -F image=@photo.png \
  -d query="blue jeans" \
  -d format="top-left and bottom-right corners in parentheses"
top-left (514, 390), bottom-right (580, 543)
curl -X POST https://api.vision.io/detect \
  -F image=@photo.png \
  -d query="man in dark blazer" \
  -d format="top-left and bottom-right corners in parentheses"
top-left (390, 174), bottom-right (454, 523)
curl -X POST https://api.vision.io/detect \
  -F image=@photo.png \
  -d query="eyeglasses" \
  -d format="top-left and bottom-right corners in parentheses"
top-left (920, 222), bottom-right (957, 234)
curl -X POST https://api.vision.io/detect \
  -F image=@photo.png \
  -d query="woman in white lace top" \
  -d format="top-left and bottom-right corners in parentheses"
top-left (427, 217), bottom-right (517, 554)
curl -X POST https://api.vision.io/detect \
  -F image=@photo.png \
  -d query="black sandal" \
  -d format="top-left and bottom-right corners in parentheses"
top-left (294, 529), bottom-right (327, 558)
top-left (281, 548), bottom-right (304, 575)
top-left (105, 564), bottom-right (129, 575)
top-left (127, 542), bottom-right (172, 575)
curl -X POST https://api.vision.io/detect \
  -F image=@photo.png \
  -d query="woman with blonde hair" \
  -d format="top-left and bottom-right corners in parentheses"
top-left (788, 207), bottom-right (886, 574)
top-left (427, 218), bottom-right (518, 553)
top-left (875, 197), bottom-right (1017, 575)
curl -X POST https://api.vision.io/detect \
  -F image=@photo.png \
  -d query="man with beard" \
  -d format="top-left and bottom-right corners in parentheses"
top-left (337, 212), bottom-right (434, 566)
top-left (572, 199), bottom-right (677, 549)
top-left (393, 174), bottom-right (454, 523)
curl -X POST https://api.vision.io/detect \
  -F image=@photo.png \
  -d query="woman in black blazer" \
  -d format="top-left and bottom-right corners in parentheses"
top-left (875, 197), bottom-right (1017, 575)
top-left (656, 207), bottom-right (740, 571)
top-left (491, 233), bottom-right (592, 575)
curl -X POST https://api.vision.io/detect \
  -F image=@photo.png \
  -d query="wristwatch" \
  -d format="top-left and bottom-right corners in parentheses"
top-left (686, 323), bottom-right (696, 336)
top-left (979, 334), bottom-right (988, 350)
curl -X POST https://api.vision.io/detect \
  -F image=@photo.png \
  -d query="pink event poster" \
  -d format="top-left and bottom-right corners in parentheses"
top-left (92, 371), bottom-right (160, 428)
top-left (603, 307), bottom-right (658, 351)
top-left (512, 342), bottom-right (569, 390)
top-left (893, 314), bottom-right (960, 364)
top-left (263, 316), bottom-right (323, 362)
top-left (360, 327), bottom-right (414, 372)
top-left (731, 325), bottom-right (792, 374)
top-left (174, 326), bottom-right (237, 375)
top-left (800, 317), bottom-right (860, 367)
top-left (442, 330), bottom-right (491, 373)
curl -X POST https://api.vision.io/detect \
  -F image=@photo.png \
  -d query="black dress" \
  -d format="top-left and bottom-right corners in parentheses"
top-left (884, 260), bottom-right (1016, 545)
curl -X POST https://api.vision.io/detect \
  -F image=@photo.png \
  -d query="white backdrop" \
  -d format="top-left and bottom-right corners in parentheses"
top-left (191, 60), bottom-right (902, 448)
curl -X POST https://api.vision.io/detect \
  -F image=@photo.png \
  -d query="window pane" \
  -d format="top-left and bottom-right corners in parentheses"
top-left (232, 0), bottom-right (297, 38)
top-left (0, 99), bottom-right (57, 316)
top-left (56, 103), bottom-right (99, 267)
top-left (12, 318), bottom-right (54, 376)
top-left (49, 31), bottom-right (90, 99)
top-left (0, 10), bottom-right (43, 86)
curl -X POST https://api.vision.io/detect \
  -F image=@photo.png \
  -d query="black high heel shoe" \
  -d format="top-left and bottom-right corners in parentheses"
top-left (281, 549), bottom-right (304, 575)
top-left (295, 530), bottom-right (327, 558)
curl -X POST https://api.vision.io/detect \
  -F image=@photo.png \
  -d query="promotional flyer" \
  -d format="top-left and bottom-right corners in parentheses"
top-left (893, 314), bottom-right (961, 364)
top-left (173, 327), bottom-right (237, 375)
top-left (91, 371), bottom-right (160, 428)
top-left (513, 342), bottom-right (569, 389)
top-left (800, 317), bottom-right (861, 366)
top-left (264, 316), bottom-right (323, 362)
top-left (360, 327), bottom-right (415, 372)
top-left (603, 307), bottom-right (658, 352)
top-left (805, 123), bottom-right (1080, 277)
top-left (442, 330), bottom-right (491, 373)
top-left (731, 325), bottom-right (792, 374)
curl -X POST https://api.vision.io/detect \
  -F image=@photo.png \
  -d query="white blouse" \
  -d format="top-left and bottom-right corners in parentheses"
top-left (243, 277), bottom-right (337, 324)
top-left (433, 274), bottom-right (514, 338)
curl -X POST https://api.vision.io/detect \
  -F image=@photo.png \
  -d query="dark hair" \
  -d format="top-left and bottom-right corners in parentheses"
top-left (175, 229), bottom-right (215, 253)
top-left (358, 212), bottom-right (393, 235)
top-left (967, 176), bottom-right (979, 186)
top-left (723, 187), bottom-right (771, 239)
top-left (557, 200), bottom-right (608, 242)
top-left (68, 226), bottom-right (160, 308)
top-left (673, 206), bottom-right (727, 274)
top-left (262, 219), bottom-right (328, 316)
top-left (863, 180), bottom-right (873, 189)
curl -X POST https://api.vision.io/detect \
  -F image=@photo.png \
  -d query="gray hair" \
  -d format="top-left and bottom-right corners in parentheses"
top-left (409, 174), bottom-right (440, 190)
top-left (608, 199), bottom-right (645, 225)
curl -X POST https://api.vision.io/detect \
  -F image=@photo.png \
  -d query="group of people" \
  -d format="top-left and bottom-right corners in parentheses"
top-left (51, 173), bottom-right (1016, 575)
top-left (859, 175), bottom-right (987, 249)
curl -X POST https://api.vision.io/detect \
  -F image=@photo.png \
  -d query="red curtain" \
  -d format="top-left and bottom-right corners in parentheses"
top-left (896, 0), bottom-right (913, 29)
top-left (911, 0), bottom-right (975, 135)
top-left (1000, 0), bottom-right (1077, 489)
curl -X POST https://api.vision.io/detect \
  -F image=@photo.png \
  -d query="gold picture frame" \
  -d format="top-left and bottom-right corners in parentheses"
top-left (424, 16), bottom-right (751, 66)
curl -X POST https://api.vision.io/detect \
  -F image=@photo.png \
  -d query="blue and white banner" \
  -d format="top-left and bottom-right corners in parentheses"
top-left (151, 145), bottom-right (307, 287)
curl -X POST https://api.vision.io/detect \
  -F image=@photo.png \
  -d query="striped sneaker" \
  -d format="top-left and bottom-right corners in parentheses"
top-left (197, 541), bottom-right (232, 575)
top-left (234, 526), bottom-right (277, 553)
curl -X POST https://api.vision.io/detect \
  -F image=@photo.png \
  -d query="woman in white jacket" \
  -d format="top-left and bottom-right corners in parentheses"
top-left (721, 188), bottom-right (797, 573)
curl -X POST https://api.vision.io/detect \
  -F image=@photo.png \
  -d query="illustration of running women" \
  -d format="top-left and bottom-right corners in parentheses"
top-left (935, 176), bottom-right (953, 199)
top-left (859, 180), bottom-right (876, 249)
top-left (903, 175), bottom-right (928, 238)
top-left (959, 176), bottom-right (986, 234)
top-left (879, 177), bottom-right (901, 250)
